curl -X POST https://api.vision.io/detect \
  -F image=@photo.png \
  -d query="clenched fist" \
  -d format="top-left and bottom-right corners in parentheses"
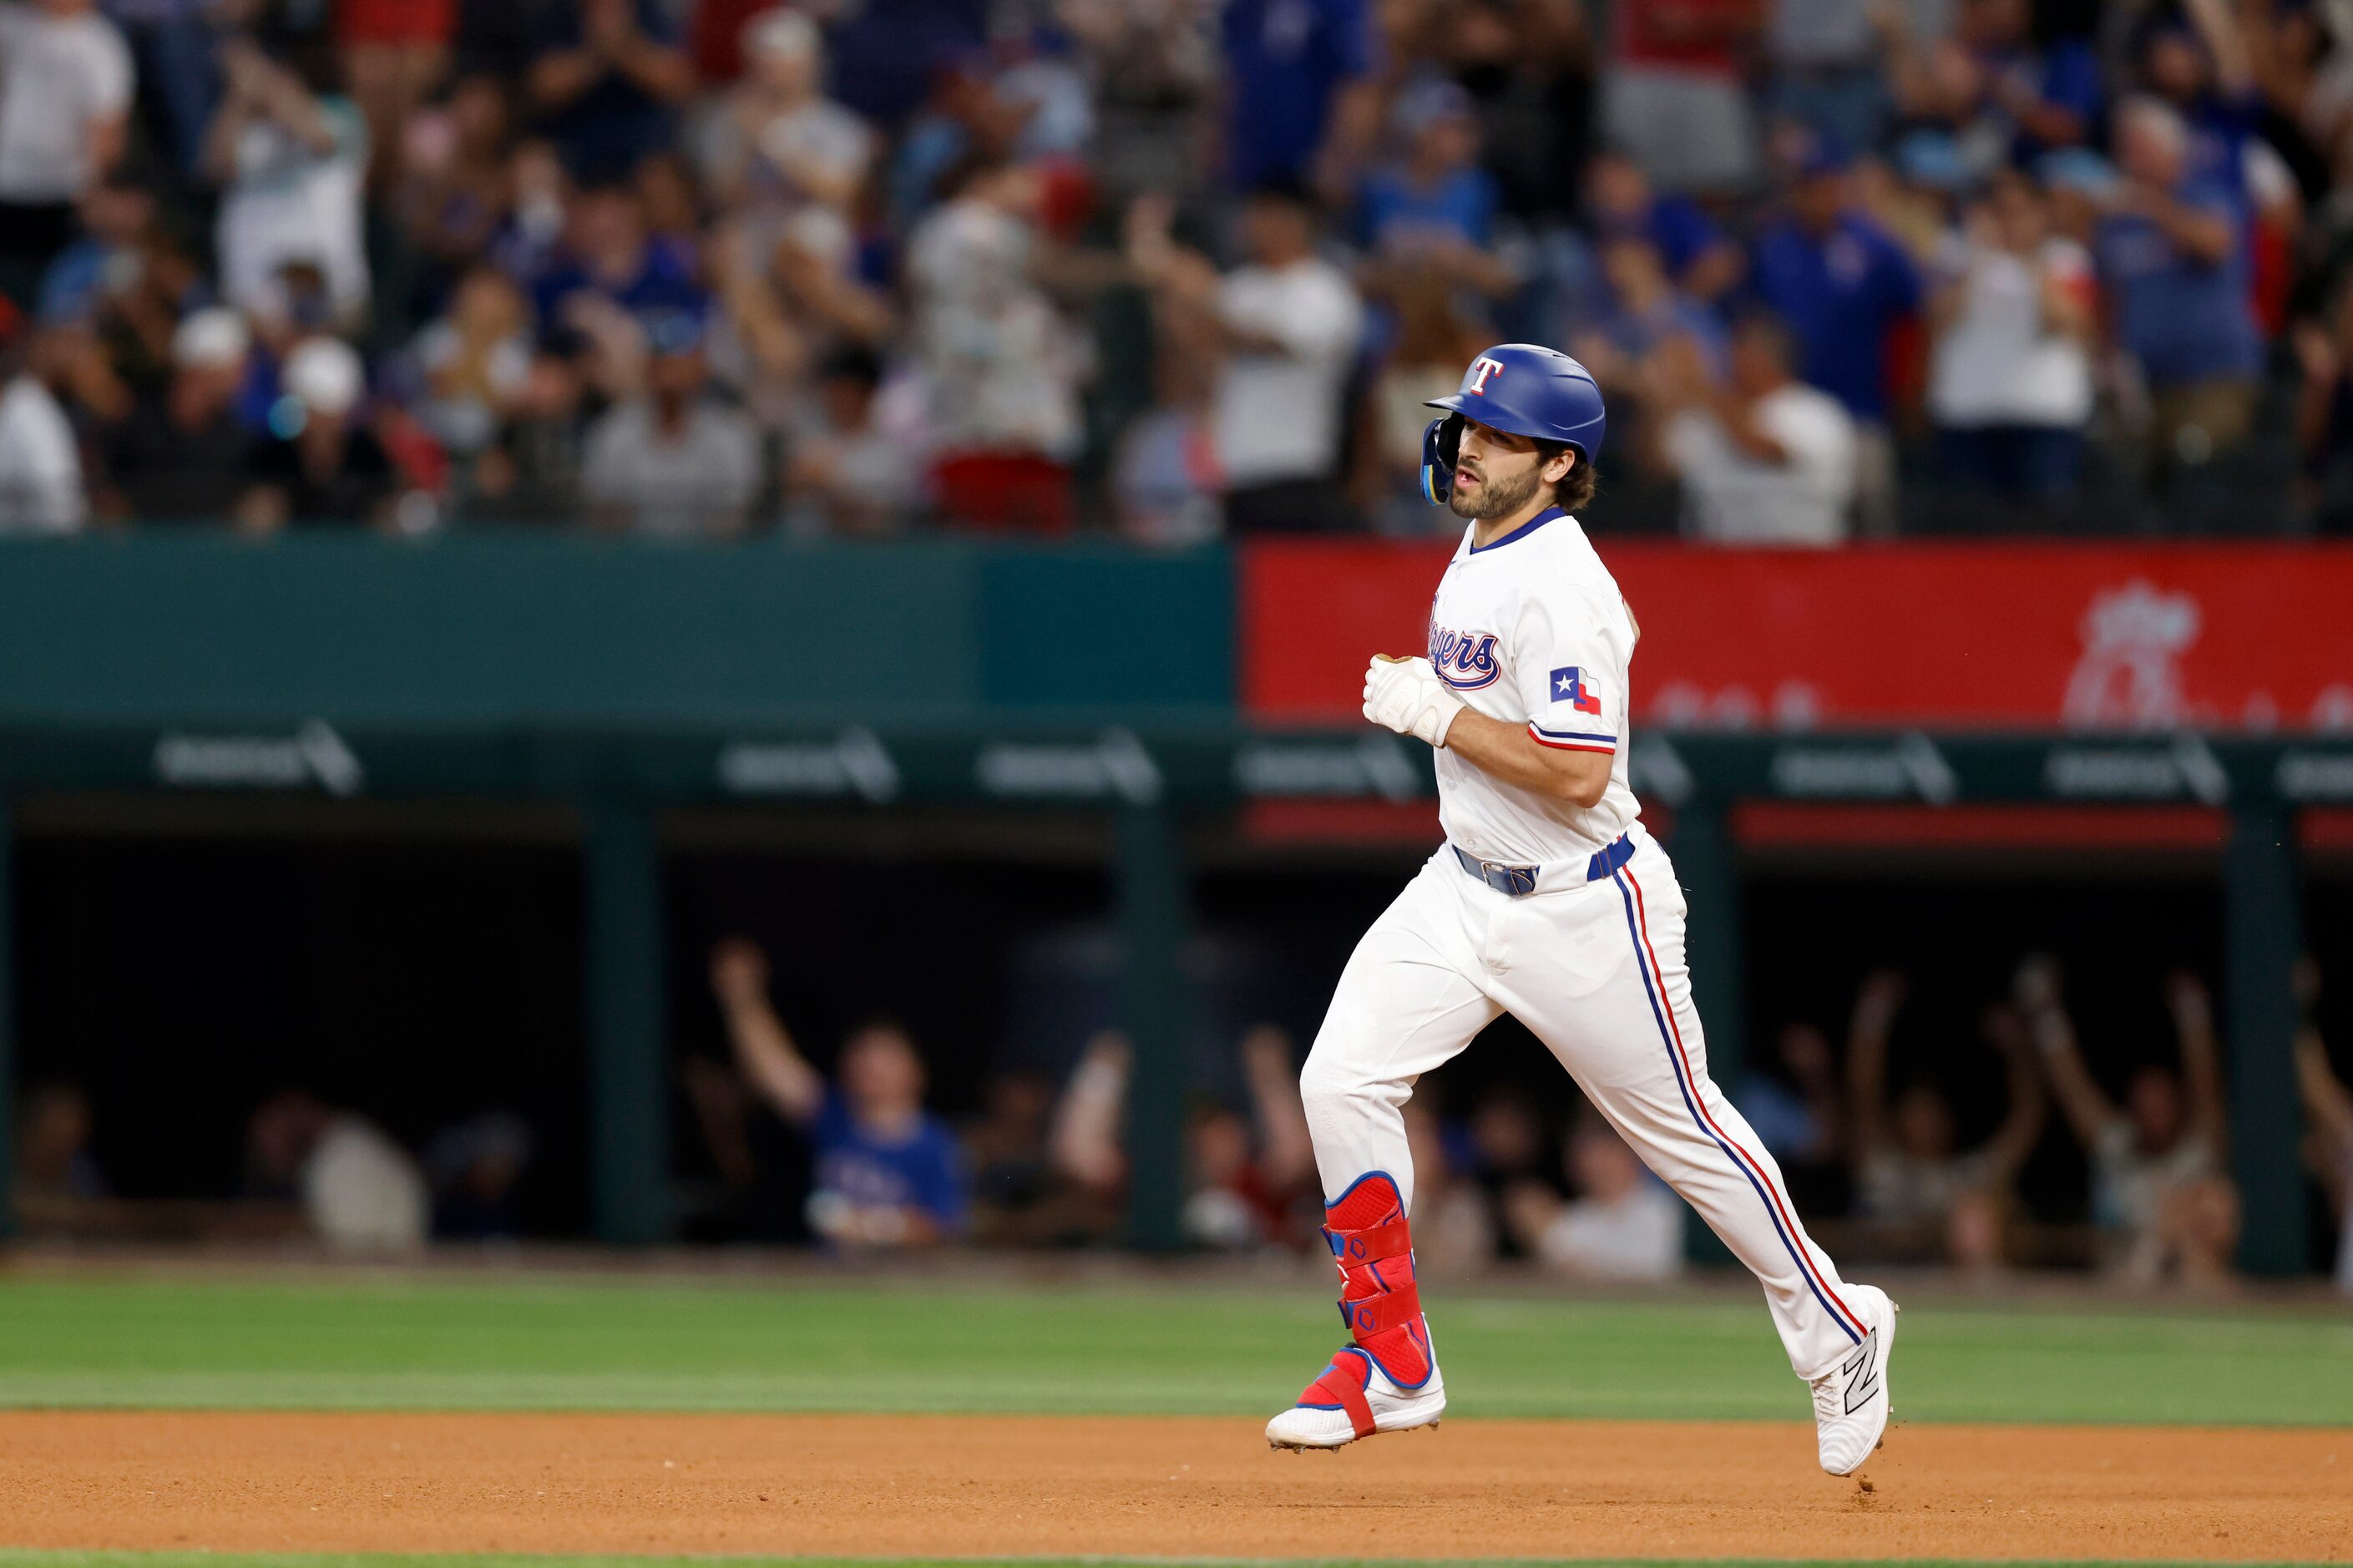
top-left (1363, 655), bottom-right (1465, 748)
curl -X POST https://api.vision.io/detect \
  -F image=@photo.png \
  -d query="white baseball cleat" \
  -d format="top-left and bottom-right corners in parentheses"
top-left (1812, 1286), bottom-right (1897, 1475)
top-left (1265, 1345), bottom-right (1447, 1450)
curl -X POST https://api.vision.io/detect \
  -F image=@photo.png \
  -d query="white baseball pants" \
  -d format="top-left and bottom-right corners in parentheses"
top-left (1299, 827), bottom-right (1874, 1382)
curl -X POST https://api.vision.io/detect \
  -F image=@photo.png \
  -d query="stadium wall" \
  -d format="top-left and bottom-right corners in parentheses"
top-left (0, 535), bottom-right (2345, 1266)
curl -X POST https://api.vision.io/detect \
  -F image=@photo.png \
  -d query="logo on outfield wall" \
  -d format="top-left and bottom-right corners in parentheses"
top-left (2063, 581), bottom-right (2199, 729)
top-left (2275, 749), bottom-right (2353, 802)
top-left (716, 730), bottom-right (899, 802)
top-left (975, 729), bottom-right (1161, 805)
top-left (1232, 735), bottom-right (1424, 802)
top-left (1769, 734), bottom-right (1956, 803)
top-left (152, 720), bottom-right (364, 797)
top-left (2044, 734), bottom-right (2230, 803)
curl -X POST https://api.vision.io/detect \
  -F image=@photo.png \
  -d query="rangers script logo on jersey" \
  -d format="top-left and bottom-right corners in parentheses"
top-left (1428, 621), bottom-right (1503, 690)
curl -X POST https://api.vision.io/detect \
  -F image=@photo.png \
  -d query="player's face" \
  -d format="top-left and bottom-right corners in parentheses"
top-left (1449, 419), bottom-right (1555, 521)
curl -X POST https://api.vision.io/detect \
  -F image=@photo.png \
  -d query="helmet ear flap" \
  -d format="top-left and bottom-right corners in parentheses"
top-left (1420, 414), bottom-right (1464, 505)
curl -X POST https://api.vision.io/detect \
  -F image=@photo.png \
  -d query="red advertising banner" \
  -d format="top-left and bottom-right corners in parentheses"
top-left (1242, 539), bottom-right (2353, 731)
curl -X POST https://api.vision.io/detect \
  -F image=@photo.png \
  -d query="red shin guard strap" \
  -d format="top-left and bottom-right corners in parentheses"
top-left (1339, 1278), bottom-right (1424, 1341)
top-left (1303, 1353), bottom-right (1378, 1439)
top-left (1325, 1216), bottom-right (1412, 1265)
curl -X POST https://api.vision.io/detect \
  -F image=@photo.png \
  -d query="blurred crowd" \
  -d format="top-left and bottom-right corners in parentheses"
top-left (660, 938), bottom-right (2353, 1290)
top-left (15, 939), bottom-right (2353, 1292)
top-left (0, 0), bottom-right (2349, 539)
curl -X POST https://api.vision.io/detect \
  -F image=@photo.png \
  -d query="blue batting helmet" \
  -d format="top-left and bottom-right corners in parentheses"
top-left (1420, 343), bottom-right (1606, 506)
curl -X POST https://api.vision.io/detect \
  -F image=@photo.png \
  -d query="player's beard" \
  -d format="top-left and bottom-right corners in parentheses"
top-left (1449, 461), bottom-right (1544, 521)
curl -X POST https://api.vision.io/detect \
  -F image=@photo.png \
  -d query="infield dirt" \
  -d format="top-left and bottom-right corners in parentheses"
top-left (2, 1411), bottom-right (2347, 1561)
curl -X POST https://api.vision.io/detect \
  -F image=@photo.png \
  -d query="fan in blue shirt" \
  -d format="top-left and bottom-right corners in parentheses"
top-left (1749, 155), bottom-right (1922, 422)
top-left (1950, 0), bottom-right (2104, 163)
top-left (524, 183), bottom-right (707, 355)
top-left (1573, 234), bottom-right (1729, 383)
top-left (711, 938), bottom-right (969, 1246)
top-left (1359, 80), bottom-right (1500, 255)
top-left (1586, 151), bottom-right (1744, 305)
top-left (1222, 0), bottom-right (1376, 189)
top-left (2095, 98), bottom-right (2262, 393)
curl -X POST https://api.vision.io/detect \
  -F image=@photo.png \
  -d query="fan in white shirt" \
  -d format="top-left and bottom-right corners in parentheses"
top-left (0, 0), bottom-right (131, 206)
top-left (1651, 312), bottom-right (1857, 545)
top-left (1126, 181), bottom-right (1364, 532)
top-left (1925, 170), bottom-right (2096, 499)
top-left (1510, 1113), bottom-right (1686, 1282)
top-left (0, 346), bottom-right (86, 534)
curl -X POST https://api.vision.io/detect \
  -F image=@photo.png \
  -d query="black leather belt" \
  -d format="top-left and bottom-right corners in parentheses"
top-left (1451, 832), bottom-right (1634, 897)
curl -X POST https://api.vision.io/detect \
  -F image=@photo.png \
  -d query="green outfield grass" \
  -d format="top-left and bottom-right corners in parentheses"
top-left (0, 1272), bottom-right (2348, 1425)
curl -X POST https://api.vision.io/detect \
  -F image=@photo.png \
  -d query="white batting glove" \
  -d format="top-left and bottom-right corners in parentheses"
top-left (1362, 655), bottom-right (1465, 748)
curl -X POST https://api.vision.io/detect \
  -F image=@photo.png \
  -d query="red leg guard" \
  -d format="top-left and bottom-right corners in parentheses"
top-left (1298, 1348), bottom-right (1379, 1439)
top-left (1322, 1172), bottom-right (1432, 1389)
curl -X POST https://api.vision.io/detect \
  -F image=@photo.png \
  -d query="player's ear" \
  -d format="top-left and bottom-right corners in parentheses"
top-left (1546, 448), bottom-right (1576, 486)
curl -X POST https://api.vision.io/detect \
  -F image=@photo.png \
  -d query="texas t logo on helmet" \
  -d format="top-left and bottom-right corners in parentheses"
top-left (1420, 343), bottom-right (1608, 506)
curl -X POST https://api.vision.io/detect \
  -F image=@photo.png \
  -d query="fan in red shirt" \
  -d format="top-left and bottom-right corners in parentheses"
top-left (1602, 0), bottom-right (1764, 196)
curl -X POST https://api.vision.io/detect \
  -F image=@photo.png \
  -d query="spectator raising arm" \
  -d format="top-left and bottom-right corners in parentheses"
top-left (2166, 972), bottom-right (2229, 1158)
top-left (1240, 1024), bottom-right (1314, 1196)
top-left (709, 937), bottom-right (823, 1125)
top-left (1843, 969), bottom-right (1909, 1161)
top-left (1050, 1031), bottom-right (1131, 1196)
top-left (2016, 953), bottom-right (2118, 1148)
top-left (2296, 958), bottom-right (2353, 1138)
top-left (1977, 1003), bottom-right (2049, 1186)
top-left (2180, 0), bottom-right (2256, 103)
top-left (203, 39), bottom-right (335, 185)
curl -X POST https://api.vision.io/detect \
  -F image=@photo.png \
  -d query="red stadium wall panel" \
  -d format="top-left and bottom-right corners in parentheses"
top-left (1241, 540), bottom-right (2353, 732)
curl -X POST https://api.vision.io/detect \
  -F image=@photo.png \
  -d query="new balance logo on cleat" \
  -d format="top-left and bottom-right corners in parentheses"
top-left (1811, 1285), bottom-right (1897, 1476)
top-left (1839, 1337), bottom-right (1880, 1415)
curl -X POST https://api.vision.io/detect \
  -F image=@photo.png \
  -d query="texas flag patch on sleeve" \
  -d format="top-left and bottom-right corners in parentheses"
top-left (1530, 666), bottom-right (1615, 753)
top-left (1548, 666), bottom-right (1603, 715)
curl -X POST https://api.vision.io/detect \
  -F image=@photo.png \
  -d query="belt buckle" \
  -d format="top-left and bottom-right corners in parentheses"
top-left (1481, 858), bottom-right (1532, 896)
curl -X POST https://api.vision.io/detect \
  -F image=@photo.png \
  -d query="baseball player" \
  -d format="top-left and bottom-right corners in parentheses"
top-left (1265, 344), bottom-right (1896, 1477)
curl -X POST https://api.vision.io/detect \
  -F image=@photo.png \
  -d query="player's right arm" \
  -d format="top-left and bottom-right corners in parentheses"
top-left (709, 937), bottom-right (825, 1125)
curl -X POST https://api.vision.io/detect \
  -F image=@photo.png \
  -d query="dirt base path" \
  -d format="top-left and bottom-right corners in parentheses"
top-left (2, 1412), bottom-right (2347, 1562)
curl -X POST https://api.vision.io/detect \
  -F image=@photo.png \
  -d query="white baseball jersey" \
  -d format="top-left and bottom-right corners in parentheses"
top-left (1426, 505), bottom-right (1641, 867)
